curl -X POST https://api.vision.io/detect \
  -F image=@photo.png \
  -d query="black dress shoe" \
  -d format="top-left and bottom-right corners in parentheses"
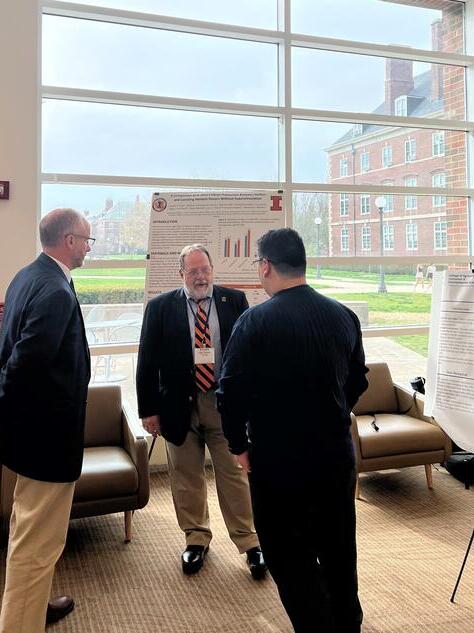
top-left (182, 545), bottom-right (208, 575)
top-left (246, 547), bottom-right (267, 580)
top-left (46, 595), bottom-right (75, 624)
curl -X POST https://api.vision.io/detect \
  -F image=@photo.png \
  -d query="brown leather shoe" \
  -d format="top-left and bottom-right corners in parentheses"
top-left (46, 595), bottom-right (75, 625)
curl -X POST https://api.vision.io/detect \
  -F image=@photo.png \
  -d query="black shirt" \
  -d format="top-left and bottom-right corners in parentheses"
top-left (217, 284), bottom-right (368, 474)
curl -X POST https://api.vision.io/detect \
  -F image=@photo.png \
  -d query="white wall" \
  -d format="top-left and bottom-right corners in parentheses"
top-left (0, 0), bottom-right (40, 300)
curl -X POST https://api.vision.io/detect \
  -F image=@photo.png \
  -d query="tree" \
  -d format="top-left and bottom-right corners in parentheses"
top-left (121, 199), bottom-right (150, 254)
top-left (293, 193), bottom-right (329, 256)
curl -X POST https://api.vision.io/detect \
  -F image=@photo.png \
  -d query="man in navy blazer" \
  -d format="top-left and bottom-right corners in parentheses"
top-left (137, 244), bottom-right (266, 578)
top-left (0, 209), bottom-right (92, 632)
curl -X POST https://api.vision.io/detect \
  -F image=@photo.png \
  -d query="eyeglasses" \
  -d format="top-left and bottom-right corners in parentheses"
top-left (182, 266), bottom-right (213, 277)
top-left (66, 234), bottom-right (96, 247)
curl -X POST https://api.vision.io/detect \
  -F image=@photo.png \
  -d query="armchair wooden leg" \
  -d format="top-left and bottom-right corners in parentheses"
top-left (425, 464), bottom-right (433, 490)
top-left (355, 475), bottom-right (361, 500)
top-left (124, 510), bottom-right (132, 543)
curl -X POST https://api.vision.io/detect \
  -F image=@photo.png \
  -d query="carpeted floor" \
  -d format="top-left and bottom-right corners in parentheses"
top-left (1, 466), bottom-right (474, 632)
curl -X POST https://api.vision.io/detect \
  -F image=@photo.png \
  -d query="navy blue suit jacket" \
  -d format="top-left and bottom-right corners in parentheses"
top-left (136, 285), bottom-right (248, 446)
top-left (0, 253), bottom-right (90, 482)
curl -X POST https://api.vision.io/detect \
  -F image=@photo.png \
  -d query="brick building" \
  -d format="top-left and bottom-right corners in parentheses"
top-left (327, 13), bottom-right (467, 257)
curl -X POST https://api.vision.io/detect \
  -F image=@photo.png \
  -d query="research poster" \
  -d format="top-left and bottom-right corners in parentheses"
top-left (425, 271), bottom-right (474, 452)
top-left (145, 190), bottom-right (284, 305)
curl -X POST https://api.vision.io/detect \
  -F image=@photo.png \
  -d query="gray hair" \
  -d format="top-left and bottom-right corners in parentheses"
top-left (39, 208), bottom-right (85, 248)
top-left (179, 244), bottom-right (213, 270)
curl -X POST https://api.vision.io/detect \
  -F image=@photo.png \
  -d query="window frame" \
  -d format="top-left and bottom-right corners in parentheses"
top-left (406, 222), bottom-right (419, 250)
top-left (434, 220), bottom-right (448, 250)
top-left (361, 225), bottom-right (371, 251)
top-left (340, 226), bottom-right (349, 252)
top-left (39, 1), bottom-right (474, 349)
top-left (432, 131), bottom-right (445, 157)
top-left (360, 193), bottom-right (371, 215)
top-left (405, 138), bottom-right (416, 163)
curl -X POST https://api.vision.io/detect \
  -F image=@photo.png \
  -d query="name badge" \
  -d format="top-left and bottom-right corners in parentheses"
top-left (194, 347), bottom-right (215, 365)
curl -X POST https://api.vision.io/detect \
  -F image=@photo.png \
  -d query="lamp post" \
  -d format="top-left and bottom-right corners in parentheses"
top-left (375, 196), bottom-right (387, 293)
top-left (314, 216), bottom-right (322, 279)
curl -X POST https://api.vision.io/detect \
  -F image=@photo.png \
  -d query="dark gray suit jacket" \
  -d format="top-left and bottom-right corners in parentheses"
top-left (136, 285), bottom-right (248, 446)
top-left (0, 253), bottom-right (90, 482)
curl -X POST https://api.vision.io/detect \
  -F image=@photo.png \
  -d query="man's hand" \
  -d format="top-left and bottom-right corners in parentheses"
top-left (235, 451), bottom-right (251, 474)
top-left (142, 415), bottom-right (161, 437)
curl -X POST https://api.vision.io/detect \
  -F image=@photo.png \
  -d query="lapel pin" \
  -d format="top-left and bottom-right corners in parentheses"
top-left (221, 297), bottom-right (227, 302)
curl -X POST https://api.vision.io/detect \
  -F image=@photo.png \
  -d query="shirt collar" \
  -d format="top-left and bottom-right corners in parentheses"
top-left (45, 253), bottom-right (72, 282)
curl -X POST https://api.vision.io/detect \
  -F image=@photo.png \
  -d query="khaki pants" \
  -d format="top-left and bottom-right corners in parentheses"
top-left (166, 391), bottom-right (258, 553)
top-left (0, 473), bottom-right (75, 633)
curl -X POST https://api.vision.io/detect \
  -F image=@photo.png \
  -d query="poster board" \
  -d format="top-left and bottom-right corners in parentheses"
top-left (145, 190), bottom-right (284, 305)
top-left (425, 270), bottom-right (474, 452)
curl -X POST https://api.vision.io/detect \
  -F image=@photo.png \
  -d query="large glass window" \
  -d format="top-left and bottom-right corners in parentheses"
top-left (40, 1), bottom-right (472, 363)
top-left (56, 0), bottom-right (278, 29)
top-left (292, 120), bottom-right (468, 189)
top-left (292, 49), bottom-right (465, 120)
top-left (42, 100), bottom-right (279, 181)
top-left (43, 15), bottom-right (278, 106)
top-left (291, 0), bottom-right (463, 53)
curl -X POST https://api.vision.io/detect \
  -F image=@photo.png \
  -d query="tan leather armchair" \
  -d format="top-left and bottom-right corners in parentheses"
top-left (1, 384), bottom-right (149, 542)
top-left (351, 362), bottom-right (451, 499)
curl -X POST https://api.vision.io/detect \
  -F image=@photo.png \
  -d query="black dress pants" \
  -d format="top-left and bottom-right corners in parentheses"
top-left (249, 462), bottom-right (362, 633)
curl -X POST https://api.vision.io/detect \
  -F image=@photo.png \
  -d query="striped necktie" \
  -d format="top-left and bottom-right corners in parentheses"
top-left (194, 299), bottom-right (215, 392)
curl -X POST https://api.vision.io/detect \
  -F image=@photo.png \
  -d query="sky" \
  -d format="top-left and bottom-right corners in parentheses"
top-left (41, 0), bottom-right (455, 214)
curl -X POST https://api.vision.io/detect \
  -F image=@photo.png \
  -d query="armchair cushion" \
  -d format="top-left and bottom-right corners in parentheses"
top-left (357, 413), bottom-right (448, 459)
top-left (352, 362), bottom-right (398, 415)
top-left (84, 385), bottom-right (122, 447)
top-left (74, 447), bottom-right (139, 501)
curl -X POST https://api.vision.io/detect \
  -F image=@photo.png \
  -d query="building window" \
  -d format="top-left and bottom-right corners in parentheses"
top-left (360, 152), bottom-right (370, 172)
top-left (360, 193), bottom-right (370, 215)
top-left (406, 223), bottom-right (418, 250)
top-left (340, 193), bottom-right (349, 216)
top-left (405, 177), bottom-right (417, 210)
top-left (432, 131), bottom-right (445, 157)
top-left (381, 181), bottom-right (394, 212)
top-left (383, 224), bottom-right (394, 251)
top-left (361, 226), bottom-right (371, 251)
top-left (405, 138), bottom-right (416, 162)
top-left (434, 221), bottom-right (448, 249)
top-left (432, 172), bottom-right (446, 207)
top-left (340, 158), bottom-right (349, 177)
top-left (382, 145), bottom-right (392, 168)
top-left (395, 95), bottom-right (407, 116)
top-left (353, 123), bottom-right (363, 136)
top-left (341, 227), bottom-right (349, 251)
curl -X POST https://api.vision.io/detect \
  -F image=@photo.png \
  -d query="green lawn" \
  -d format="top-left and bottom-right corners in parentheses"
top-left (391, 335), bottom-right (429, 357)
top-left (72, 268), bottom-right (431, 358)
top-left (307, 267), bottom-right (414, 284)
top-left (327, 292), bottom-right (431, 313)
top-left (74, 268), bottom-right (145, 278)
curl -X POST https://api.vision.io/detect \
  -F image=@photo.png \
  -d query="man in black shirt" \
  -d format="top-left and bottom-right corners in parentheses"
top-left (217, 228), bottom-right (368, 633)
